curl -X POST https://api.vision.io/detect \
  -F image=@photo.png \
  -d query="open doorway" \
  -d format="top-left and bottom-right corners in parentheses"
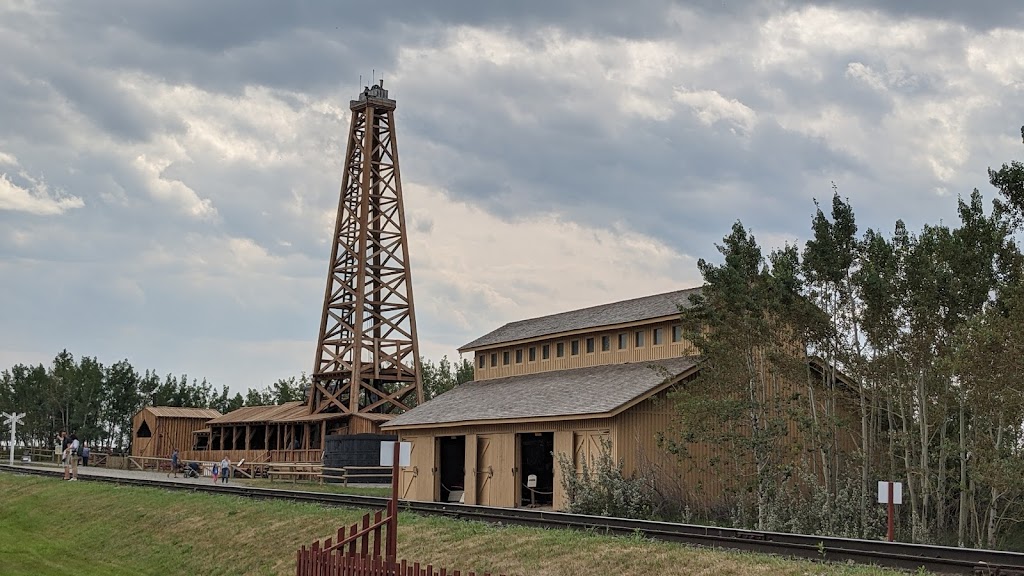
top-left (519, 432), bottom-right (554, 507)
top-left (437, 436), bottom-right (466, 503)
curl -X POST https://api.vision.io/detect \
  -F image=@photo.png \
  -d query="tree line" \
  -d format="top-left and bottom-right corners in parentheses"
top-left (0, 351), bottom-right (472, 452)
top-left (671, 127), bottom-right (1024, 549)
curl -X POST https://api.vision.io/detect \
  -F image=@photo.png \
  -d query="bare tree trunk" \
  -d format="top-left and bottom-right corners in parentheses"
top-left (805, 360), bottom-right (827, 486)
top-left (958, 398), bottom-right (968, 548)
top-left (936, 402), bottom-right (948, 535)
top-left (917, 370), bottom-right (930, 536)
top-left (986, 415), bottom-right (1005, 549)
top-left (970, 477), bottom-right (982, 547)
top-left (899, 390), bottom-right (920, 540)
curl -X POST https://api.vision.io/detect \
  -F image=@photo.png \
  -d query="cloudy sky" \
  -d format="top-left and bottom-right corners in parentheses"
top-left (1, 1), bottom-right (1022, 393)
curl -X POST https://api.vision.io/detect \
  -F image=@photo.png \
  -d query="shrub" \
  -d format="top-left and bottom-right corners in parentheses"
top-left (557, 438), bottom-right (655, 519)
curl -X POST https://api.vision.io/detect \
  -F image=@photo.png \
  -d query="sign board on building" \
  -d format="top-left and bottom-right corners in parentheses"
top-left (527, 474), bottom-right (538, 488)
top-left (380, 441), bottom-right (412, 467)
top-left (877, 480), bottom-right (903, 505)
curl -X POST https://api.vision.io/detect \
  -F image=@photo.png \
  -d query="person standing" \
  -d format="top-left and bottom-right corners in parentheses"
top-left (168, 448), bottom-right (180, 478)
top-left (219, 456), bottom-right (230, 484)
top-left (67, 433), bottom-right (80, 481)
top-left (80, 444), bottom-right (90, 467)
top-left (58, 431), bottom-right (70, 480)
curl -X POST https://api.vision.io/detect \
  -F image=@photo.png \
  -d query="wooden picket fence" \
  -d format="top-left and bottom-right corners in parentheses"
top-left (296, 511), bottom-right (505, 576)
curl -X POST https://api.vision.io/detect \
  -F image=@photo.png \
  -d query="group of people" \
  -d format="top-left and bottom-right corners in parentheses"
top-left (57, 430), bottom-right (90, 481)
top-left (167, 448), bottom-right (232, 484)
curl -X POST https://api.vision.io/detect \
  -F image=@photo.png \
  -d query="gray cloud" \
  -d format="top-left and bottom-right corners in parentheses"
top-left (2, 1), bottom-right (1022, 391)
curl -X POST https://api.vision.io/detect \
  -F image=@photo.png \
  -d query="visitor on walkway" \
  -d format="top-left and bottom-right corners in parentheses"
top-left (211, 462), bottom-right (220, 485)
top-left (67, 433), bottom-right (79, 481)
top-left (219, 457), bottom-right (230, 484)
top-left (59, 431), bottom-right (70, 480)
top-left (80, 444), bottom-right (90, 467)
top-left (168, 448), bottom-right (180, 478)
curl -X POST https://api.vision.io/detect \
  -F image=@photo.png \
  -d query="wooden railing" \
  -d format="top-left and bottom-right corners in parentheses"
top-left (266, 463), bottom-right (320, 483)
top-left (297, 512), bottom-right (504, 576)
top-left (329, 466), bottom-right (392, 486)
top-left (269, 449), bottom-right (322, 462)
top-left (264, 463), bottom-right (393, 485)
top-left (126, 455), bottom-right (254, 479)
top-left (20, 448), bottom-right (58, 463)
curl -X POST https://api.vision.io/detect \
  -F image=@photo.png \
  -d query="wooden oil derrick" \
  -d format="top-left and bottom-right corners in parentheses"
top-left (309, 81), bottom-right (424, 416)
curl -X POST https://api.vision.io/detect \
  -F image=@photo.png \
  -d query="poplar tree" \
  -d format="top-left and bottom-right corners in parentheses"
top-left (671, 221), bottom-right (808, 529)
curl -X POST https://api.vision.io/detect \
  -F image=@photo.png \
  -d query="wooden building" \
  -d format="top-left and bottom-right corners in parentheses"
top-left (185, 402), bottom-right (388, 464)
top-left (131, 406), bottom-right (223, 459)
top-left (383, 288), bottom-right (857, 510)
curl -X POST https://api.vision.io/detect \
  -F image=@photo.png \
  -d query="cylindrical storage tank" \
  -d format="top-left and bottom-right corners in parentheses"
top-left (323, 433), bottom-right (398, 484)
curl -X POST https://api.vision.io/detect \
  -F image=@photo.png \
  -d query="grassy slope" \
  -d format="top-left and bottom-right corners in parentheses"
top-left (0, 473), bottom-right (918, 576)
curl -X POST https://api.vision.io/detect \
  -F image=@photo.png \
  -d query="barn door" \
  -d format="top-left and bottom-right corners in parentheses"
top-left (573, 430), bottom-right (610, 474)
top-left (402, 436), bottom-right (436, 501)
top-left (401, 437), bottom-right (419, 499)
top-left (476, 435), bottom-right (494, 506)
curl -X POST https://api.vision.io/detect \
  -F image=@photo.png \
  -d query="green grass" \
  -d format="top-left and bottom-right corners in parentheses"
top-left (234, 477), bottom-right (391, 497)
top-left (0, 472), bottom-right (924, 576)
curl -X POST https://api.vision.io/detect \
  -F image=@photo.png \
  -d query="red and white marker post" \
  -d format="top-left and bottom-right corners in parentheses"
top-left (877, 480), bottom-right (903, 542)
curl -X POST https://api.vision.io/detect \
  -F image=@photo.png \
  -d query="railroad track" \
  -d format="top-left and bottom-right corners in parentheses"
top-left (4, 464), bottom-right (1023, 575)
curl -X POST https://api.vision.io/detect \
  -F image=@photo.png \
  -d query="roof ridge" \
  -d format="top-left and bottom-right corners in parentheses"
top-left (459, 286), bottom-right (703, 351)
top-left (502, 286), bottom-right (701, 327)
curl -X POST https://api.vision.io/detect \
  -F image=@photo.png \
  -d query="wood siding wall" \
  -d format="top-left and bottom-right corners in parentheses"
top-left (395, 374), bottom-right (862, 510)
top-left (131, 411), bottom-right (211, 459)
top-left (397, 417), bottom-right (620, 509)
top-left (472, 319), bottom-right (697, 381)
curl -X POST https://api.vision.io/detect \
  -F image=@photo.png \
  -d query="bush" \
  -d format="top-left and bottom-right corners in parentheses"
top-left (557, 438), bottom-right (655, 519)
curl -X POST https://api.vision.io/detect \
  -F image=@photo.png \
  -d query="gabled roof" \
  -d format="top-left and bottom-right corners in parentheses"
top-left (205, 402), bottom-right (305, 425)
top-left (143, 406), bottom-right (223, 419)
top-left (459, 287), bottom-right (702, 351)
top-left (205, 401), bottom-right (356, 425)
top-left (383, 356), bottom-right (700, 429)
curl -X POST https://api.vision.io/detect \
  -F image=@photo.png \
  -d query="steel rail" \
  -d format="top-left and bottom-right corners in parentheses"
top-left (3, 464), bottom-right (1022, 575)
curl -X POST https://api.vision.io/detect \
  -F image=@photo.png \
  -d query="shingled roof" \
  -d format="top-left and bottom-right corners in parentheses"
top-left (382, 356), bottom-right (699, 429)
top-left (459, 287), bottom-right (702, 351)
top-left (142, 406), bottom-right (223, 419)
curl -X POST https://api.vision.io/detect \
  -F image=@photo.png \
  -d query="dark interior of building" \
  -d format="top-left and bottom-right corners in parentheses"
top-left (438, 436), bottom-right (466, 502)
top-left (519, 432), bottom-right (554, 507)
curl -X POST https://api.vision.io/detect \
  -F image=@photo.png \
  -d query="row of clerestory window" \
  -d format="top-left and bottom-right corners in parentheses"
top-left (478, 324), bottom-right (685, 368)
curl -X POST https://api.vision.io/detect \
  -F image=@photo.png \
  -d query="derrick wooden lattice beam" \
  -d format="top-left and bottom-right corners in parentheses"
top-left (309, 83), bottom-right (424, 416)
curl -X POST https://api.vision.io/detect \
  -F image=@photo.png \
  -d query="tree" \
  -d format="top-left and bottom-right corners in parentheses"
top-left (421, 356), bottom-right (474, 401)
top-left (103, 360), bottom-right (141, 450)
top-left (802, 191), bottom-right (866, 531)
top-left (669, 221), bottom-right (809, 529)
